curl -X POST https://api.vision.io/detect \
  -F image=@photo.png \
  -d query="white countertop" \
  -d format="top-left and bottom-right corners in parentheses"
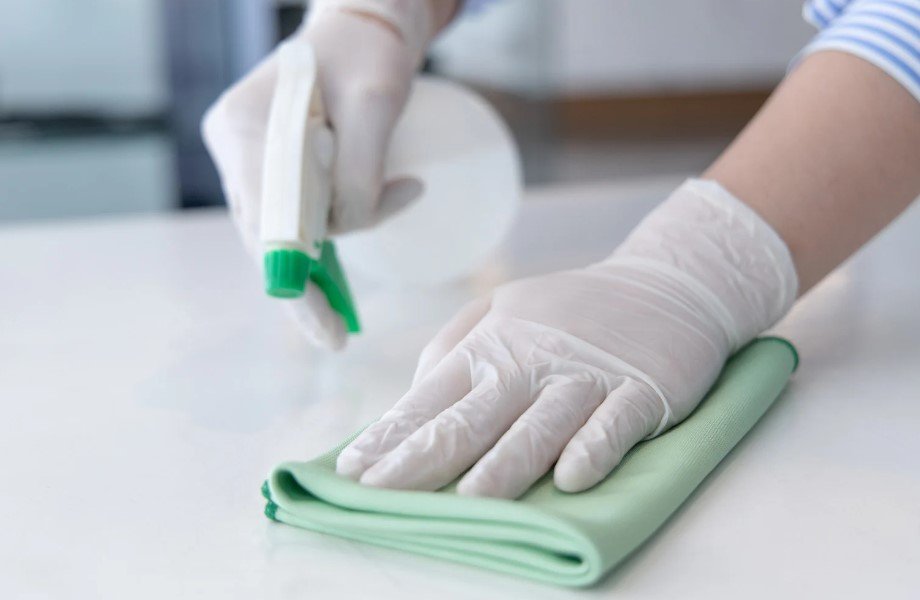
top-left (2, 178), bottom-right (918, 599)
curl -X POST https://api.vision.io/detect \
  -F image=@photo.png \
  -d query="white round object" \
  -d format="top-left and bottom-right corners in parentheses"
top-left (336, 76), bottom-right (522, 287)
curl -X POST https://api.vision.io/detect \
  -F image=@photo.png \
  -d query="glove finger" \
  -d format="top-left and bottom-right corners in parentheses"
top-left (412, 296), bottom-right (492, 385)
top-left (375, 176), bottom-right (423, 223)
top-left (326, 176), bottom-right (423, 236)
top-left (201, 52), bottom-right (278, 235)
top-left (359, 366), bottom-right (531, 492)
top-left (336, 348), bottom-right (472, 480)
top-left (456, 378), bottom-right (607, 499)
top-left (285, 283), bottom-right (348, 351)
top-left (327, 91), bottom-right (402, 233)
top-left (554, 378), bottom-right (663, 493)
top-left (225, 188), bottom-right (259, 256)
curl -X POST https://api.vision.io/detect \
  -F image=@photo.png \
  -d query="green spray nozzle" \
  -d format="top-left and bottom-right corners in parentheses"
top-left (263, 241), bottom-right (361, 333)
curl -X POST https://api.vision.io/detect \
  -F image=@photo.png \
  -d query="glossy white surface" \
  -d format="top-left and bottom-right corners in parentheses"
top-left (2, 178), bottom-right (918, 599)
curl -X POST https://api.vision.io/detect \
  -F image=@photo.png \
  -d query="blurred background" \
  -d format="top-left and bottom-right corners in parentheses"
top-left (0, 0), bottom-right (814, 223)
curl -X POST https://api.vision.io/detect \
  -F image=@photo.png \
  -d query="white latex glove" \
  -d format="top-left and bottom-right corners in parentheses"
top-left (201, 0), bottom-right (438, 349)
top-left (336, 179), bottom-right (799, 498)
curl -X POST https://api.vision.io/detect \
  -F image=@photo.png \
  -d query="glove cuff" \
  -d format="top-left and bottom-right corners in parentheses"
top-left (307, 0), bottom-right (436, 60)
top-left (609, 178), bottom-right (799, 352)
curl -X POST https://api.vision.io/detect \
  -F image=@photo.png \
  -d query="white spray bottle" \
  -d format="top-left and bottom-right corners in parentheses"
top-left (260, 37), bottom-right (521, 335)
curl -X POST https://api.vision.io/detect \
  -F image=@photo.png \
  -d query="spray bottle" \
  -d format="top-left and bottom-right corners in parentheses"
top-left (260, 37), bottom-right (521, 334)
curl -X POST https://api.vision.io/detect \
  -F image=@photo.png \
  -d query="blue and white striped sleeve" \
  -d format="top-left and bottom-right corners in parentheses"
top-left (799, 0), bottom-right (920, 102)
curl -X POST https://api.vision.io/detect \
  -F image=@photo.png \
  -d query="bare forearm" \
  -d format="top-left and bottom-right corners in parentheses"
top-left (705, 51), bottom-right (920, 293)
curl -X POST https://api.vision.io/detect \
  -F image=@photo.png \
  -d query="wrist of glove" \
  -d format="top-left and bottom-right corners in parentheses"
top-left (308, 0), bottom-right (437, 61)
top-left (301, 0), bottom-right (429, 234)
top-left (335, 179), bottom-right (798, 498)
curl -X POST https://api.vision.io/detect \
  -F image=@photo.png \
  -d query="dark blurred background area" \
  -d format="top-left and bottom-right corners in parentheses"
top-left (0, 0), bottom-right (813, 223)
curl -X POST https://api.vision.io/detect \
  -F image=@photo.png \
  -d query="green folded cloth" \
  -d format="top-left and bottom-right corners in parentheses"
top-left (263, 337), bottom-right (797, 587)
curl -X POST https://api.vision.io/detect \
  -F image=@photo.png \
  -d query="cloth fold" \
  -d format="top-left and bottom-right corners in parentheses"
top-left (263, 337), bottom-right (797, 587)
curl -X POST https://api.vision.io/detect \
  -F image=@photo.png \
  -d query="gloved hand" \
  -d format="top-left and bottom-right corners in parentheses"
top-left (201, 0), bottom-right (441, 348)
top-left (336, 179), bottom-right (799, 498)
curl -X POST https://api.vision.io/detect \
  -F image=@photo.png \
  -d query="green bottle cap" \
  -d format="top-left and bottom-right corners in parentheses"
top-left (263, 248), bottom-right (312, 298)
top-left (262, 242), bottom-right (361, 334)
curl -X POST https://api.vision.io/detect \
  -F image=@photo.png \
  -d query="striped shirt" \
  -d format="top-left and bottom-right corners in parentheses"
top-left (801, 0), bottom-right (920, 101)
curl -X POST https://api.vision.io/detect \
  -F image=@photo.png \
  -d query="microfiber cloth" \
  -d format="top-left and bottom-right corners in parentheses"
top-left (262, 337), bottom-right (797, 587)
